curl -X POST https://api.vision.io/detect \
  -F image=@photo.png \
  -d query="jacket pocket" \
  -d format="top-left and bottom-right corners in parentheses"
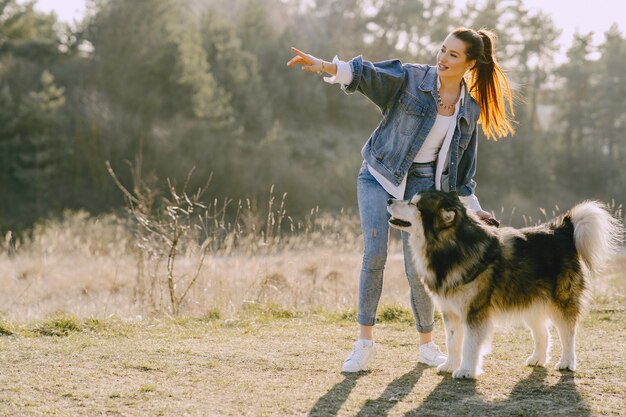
top-left (396, 93), bottom-right (427, 136)
top-left (459, 133), bottom-right (472, 150)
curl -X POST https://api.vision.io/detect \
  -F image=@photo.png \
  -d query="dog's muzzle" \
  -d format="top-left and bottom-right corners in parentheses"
top-left (389, 217), bottom-right (412, 227)
top-left (387, 199), bottom-right (412, 227)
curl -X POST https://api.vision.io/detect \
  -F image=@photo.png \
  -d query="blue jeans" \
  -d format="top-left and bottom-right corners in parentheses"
top-left (356, 161), bottom-right (436, 333)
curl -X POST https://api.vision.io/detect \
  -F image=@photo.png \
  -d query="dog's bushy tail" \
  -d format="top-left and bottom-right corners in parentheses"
top-left (569, 201), bottom-right (624, 274)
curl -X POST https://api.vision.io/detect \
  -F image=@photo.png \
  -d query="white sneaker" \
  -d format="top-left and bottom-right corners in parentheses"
top-left (342, 340), bottom-right (376, 372)
top-left (419, 341), bottom-right (447, 366)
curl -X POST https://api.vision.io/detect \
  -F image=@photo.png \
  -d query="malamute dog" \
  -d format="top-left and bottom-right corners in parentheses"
top-left (387, 190), bottom-right (623, 379)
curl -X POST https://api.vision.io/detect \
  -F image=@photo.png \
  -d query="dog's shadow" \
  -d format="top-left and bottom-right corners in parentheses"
top-left (308, 366), bottom-right (590, 417)
top-left (404, 367), bottom-right (591, 417)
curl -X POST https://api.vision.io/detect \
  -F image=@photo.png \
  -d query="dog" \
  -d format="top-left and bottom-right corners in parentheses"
top-left (387, 190), bottom-right (623, 379)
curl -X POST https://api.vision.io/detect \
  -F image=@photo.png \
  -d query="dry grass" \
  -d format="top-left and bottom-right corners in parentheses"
top-left (2, 207), bottom-right (623, 319)
top-left (0, 309), bottom-right (624, 416)
top-left (0, 210), bottom-right (624, 415)
top-left (0, 210), bottom-right (410, 320)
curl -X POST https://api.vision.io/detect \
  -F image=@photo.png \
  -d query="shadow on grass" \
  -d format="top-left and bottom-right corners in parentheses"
top-left (308, 365), bottom-right (426, 417)
top-left (356, 364), bottom-right (426, 417)
top-left (308, 371), bottom-right (366, 417)
top-left (404, 367), bottom-right (591, 417)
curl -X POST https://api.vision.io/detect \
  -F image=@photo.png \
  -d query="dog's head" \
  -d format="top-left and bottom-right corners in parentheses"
top-left (387, 191), bottom-right (467, 240)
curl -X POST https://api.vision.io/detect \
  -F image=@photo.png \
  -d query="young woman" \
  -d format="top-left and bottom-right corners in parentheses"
top-left (287, 27), bottom-right (515, 372)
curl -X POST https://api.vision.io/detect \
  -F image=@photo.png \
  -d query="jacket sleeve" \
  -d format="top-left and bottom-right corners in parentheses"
top-left (343, 55), bottom-right (407, 113)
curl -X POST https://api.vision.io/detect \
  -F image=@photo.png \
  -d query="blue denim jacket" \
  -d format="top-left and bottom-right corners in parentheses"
top-left (344, 56), bottom-right (481, 197)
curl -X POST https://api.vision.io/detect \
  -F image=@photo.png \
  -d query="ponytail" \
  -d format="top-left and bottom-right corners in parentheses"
top-left (452, 27), bottom-right (516, 140)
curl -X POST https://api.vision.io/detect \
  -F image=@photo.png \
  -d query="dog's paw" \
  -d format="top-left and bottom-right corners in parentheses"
top-left (525, 354), bottom-right (548, 367)
top-left (556, 359), bottom-right (576, 372)
top-left (452, 368), bottom-right (476, 379)
top-left (437, 362), bottom-right (457, 374)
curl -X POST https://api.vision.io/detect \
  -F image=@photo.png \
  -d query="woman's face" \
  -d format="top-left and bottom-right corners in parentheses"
top-left (436, 35), bottom-right (476, 79)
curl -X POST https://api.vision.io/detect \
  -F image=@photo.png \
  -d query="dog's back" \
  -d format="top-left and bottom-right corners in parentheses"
top-left (494, 201), bottom-right (622, 317)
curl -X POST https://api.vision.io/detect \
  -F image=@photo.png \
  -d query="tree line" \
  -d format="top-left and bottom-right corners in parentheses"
top-left (1, 0), bottom-right (624, 231)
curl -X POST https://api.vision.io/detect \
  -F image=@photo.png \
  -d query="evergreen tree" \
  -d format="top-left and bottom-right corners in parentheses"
top-left (87, 0), bottom-right (233, 127)
top-left (593, 25), bottom-right (626, 202)
top-left (595, 25), bottom-right (626, 161)
top-left (200, 8), bottom-right (270, 135)
top-left (556, 33), bottom-right (594, 166)
top-left (13, 70), bottom-right (66, 213)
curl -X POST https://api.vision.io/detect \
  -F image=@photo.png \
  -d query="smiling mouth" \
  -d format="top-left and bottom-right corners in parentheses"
top-left (438, 63), bottom-right (448, 71)
top-left (389, 218), bottom-right (412, 227)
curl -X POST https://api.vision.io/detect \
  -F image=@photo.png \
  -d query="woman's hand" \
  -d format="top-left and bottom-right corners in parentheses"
top-left (287, 47), bottom-right (327, 74)
top-left (476, 210), bottom-right (500, 227)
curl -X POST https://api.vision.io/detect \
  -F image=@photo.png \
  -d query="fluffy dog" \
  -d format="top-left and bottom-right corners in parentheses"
top-left (387, 190), bottom-right (623, 379)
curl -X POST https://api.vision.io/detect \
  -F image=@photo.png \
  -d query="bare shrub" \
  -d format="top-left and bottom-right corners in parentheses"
top-left (107, 157), bottom-right (219, 315)
top-left (105, 152), bottom-right (365, 316)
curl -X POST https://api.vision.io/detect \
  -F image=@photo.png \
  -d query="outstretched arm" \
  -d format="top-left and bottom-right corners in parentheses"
top-left (287, 48), bottom-right (407, 112)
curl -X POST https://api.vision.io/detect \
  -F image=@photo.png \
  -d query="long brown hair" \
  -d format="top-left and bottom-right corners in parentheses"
top-left (452, 27), bottom-right (515, 140)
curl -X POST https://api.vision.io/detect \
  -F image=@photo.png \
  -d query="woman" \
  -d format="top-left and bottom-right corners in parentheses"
top-left (287, 27), bottom-right (515, 372)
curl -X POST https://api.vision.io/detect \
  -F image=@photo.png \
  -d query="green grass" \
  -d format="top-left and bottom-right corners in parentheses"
top-left (0, 322), bottom-right (14, 336)
top-left (0, 308), bottom-right (624, 416)
top-left (240, 301), bottom-right (304, 321)
top-left (33, 315), bottom-right (82, 337)
top-left (379, 304), bottom-right (415, 323)
top-left (139, 384), bottom-right (156, 393)
top-left (27, 315), bottom-right (117, 337)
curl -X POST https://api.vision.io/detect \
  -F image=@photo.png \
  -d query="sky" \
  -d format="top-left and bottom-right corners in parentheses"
top-left (35, 0), bottom-right (86, 23)
top-left (34, 0), bottom-right (625, 59)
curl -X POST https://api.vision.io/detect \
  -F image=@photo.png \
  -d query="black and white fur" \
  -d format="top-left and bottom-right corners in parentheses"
top-left (387, 190), bottom-right (623, 379)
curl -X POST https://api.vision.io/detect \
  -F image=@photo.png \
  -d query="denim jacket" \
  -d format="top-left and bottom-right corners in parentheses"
top-left (344, 56), bottom-right (481, 197)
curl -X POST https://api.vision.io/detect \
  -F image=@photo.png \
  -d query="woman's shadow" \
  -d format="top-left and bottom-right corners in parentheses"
top-left (404, 367), bottom-right (591, 417)
top-left (308, 365), bottom-right (426, 417)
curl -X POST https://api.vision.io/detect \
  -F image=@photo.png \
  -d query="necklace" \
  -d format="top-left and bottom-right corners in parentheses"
top-left (437, 93), bottom-right (457, 110)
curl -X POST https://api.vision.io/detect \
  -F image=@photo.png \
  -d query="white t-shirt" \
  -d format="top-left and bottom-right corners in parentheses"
top-left (414, 114), bottom-right (454, 163)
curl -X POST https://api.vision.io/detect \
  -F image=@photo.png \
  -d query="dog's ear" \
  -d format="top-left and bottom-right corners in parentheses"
top-left (439, 208), bottom-right (456, 227)
top-left (448, 191), bottom-right (459, 199)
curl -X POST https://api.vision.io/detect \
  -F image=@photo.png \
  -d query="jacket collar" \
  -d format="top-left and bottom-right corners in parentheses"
top-left (419, 65), bottom-right (472, 122)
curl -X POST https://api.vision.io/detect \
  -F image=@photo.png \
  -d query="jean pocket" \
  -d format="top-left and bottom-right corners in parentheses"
top-left (410, 164), bottom-right (435, 179)
top-left (357, 160), bottom-right (371, 180)
top-left (406, 176), bottom-right (435, 195)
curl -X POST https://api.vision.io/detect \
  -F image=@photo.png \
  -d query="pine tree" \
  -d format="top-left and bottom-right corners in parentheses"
top-left (87, 0), bottom-right (233, 127)
top-left (556, 33), bottom-right (594, 167)
top-left (13, 70), bottom-right (66, 213)
top-left (595, 25), bottom-right (626, 160)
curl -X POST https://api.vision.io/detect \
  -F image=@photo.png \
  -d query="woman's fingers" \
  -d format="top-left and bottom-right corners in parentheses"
top-left (287, 47), bottom-right (323, 74)
top-left (475, 209), bottom-right (492, 219)
top-left (287, 55), bottom-right (309, 68)
top-left (287, 46), bottom-right (316, 68)
top-left (291, 47), bottom-right (310, 60)
top-left (286, 55), bottom-right (304, 67)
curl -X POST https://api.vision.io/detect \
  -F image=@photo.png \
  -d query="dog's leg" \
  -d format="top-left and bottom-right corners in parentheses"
top-left (453, 319), bottom-right (492, 379)
top-left (437, 311), bottom-right (463, 373)
top-left (552, 313), bottom-right (577, 371)
top-left (524, 311), bottom-right (551, 367)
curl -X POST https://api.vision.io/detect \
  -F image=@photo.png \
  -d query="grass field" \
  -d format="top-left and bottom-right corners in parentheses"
top-left (0, 307), bottom-right (624, 416)
top-left (0, 213), bottom-right (624, 416)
